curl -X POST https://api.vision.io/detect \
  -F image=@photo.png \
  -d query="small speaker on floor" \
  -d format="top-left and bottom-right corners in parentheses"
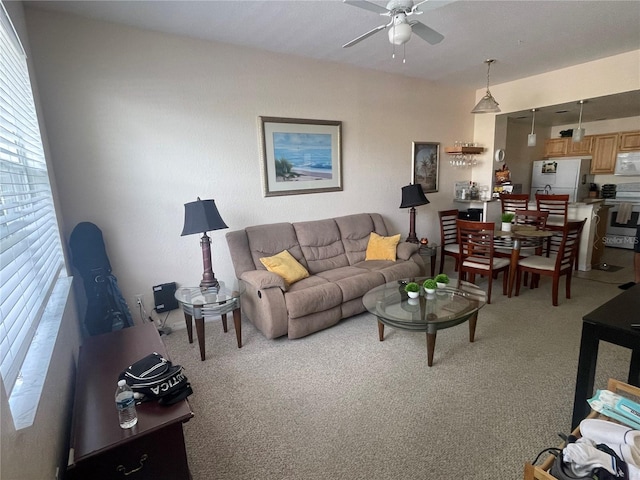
top-left (153, 282), bottom-right (178, 313)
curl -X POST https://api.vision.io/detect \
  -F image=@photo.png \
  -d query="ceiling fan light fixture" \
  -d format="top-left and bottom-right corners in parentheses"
top-left (388, 18), bottom-right (412, 45)
top-left (471, 59), bottom-right (501, 114)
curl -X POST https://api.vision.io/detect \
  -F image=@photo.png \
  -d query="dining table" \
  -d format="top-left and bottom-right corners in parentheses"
top-left (493, 225), bottom-right (553, 297)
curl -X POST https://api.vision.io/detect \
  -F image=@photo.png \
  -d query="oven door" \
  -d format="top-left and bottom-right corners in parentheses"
top-left (605, 204), bottom-right (640, 249)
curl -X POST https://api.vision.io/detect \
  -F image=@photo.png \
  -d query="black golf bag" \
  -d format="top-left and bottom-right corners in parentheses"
top-left (69, 222), bottom-right (134, 336)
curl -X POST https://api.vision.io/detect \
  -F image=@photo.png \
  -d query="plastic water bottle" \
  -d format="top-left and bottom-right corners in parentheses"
top-left (115, 379), bottom-right (138, 429)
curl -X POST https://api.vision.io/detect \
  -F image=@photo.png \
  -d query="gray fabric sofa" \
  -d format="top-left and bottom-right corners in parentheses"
top-left (225, 213), bottom-right (425, 339)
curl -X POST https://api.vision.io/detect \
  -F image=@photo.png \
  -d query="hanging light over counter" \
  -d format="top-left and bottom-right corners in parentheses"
top-left (527, 109), bottom-right (537, 147)
top-left (572, 100), bottom-right (586, 142)
top-left (471, 59), bottom-right (501, 114)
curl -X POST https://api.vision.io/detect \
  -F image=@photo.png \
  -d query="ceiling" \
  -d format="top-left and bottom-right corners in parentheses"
top-left (23, 0), bottom-right (640, 124)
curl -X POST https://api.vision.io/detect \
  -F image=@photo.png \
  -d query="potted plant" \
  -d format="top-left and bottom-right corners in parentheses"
top-left (501, 212), bottom-right (515, 232)
top-left (404, 282), bottom-right (420, 298)
top-left (422, 278), bottom-right (437, 294)
top-left (434, 273), bottom-right (450, 289)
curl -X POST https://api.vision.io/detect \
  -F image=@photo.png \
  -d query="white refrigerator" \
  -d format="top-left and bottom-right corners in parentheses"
top-left (530, 157), bottom-right (593, 203)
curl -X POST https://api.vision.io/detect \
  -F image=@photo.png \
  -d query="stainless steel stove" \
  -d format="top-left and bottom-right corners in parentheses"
top-left (603, 182), bottom-right (640, 249)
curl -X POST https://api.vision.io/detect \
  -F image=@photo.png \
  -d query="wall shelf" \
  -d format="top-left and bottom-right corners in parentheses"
top-left (445, 146), bottom-right (485, 155)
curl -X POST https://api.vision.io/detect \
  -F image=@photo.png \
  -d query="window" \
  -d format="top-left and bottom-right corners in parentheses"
top-left (0, 2), bottom-right (66, 399)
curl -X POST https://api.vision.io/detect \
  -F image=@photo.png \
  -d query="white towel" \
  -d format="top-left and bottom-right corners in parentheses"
top-left (617, 202), bottom-right (633, 225)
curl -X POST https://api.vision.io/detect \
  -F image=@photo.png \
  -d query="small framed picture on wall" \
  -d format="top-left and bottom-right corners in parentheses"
top-left (412, 142), bottom-right (439, 193)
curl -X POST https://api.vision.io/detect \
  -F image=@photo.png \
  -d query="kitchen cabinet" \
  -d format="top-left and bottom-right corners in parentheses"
top-left (568, 136), bottom-right (593, 155)
top-left (590, 133), bottom-right (619, 174)
top-left (543, 138), bottom-right (568, 157)
top-left (619, 130), bottom-right (640, 151)
top-left (544, 137), bottom-right (593, 157)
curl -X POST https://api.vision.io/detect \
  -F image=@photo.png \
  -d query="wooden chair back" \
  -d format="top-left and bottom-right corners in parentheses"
top-left (500, 194), bottom-right (530, 214)
top-left (514, 210), bottom-right (549, 230)
top-left (456, 219), bottom-right (510, 303)
top-left (438, 209), bottom-right (460, 273)
top-left (535, 194), bottom-right (569, 225)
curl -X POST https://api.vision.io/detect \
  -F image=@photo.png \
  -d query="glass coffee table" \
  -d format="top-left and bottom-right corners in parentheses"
top-left (362, 278), bottom-right (487, 366)
top-left (174, 280), bottom-right (245, 361)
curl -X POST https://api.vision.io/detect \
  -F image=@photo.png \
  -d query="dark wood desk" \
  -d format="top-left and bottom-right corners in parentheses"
top-left (67, 323), bottom-right (193, 480)
top-left (571, 284), bottom-right (640, 429)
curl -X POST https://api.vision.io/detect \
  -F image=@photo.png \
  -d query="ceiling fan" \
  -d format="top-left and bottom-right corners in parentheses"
top-left (342, 0), bottom-right (446, 52)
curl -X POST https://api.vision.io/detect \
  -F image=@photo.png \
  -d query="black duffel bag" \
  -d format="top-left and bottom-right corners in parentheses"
top-left (119, 352), bottom-right (193, 406)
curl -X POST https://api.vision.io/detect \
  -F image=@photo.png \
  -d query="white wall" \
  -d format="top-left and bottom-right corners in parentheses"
top-left (24, 8), bottom-right (476, 325)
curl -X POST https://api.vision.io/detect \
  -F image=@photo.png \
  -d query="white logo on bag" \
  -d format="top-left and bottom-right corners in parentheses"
top-left (150, 371), bottom-right (185, 396)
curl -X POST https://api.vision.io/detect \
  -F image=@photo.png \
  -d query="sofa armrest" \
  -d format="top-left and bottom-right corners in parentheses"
top-left (240, 270), bottom-right (287, 290)
top-left (396, 242), bottom-right (419, 260)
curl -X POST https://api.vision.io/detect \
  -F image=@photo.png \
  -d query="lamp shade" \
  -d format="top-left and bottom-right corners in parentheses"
top-left (400, 184), bottom-right (429, 208)
top-left (471, 93), bottom-right (501, 114)
top-left (181, 198), bottom-right (228, 236)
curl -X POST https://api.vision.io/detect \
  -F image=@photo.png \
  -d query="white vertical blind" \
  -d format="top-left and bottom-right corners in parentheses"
top-left (0, 2), bottom-right (65, 395)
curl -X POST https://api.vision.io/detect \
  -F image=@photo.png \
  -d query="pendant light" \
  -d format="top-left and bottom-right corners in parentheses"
top-left (471, 59), bottom-right (501, 114)
top-left (527, 109), bottom-right (537, 147)
top-left (572, 100), bottom-right (586, 142)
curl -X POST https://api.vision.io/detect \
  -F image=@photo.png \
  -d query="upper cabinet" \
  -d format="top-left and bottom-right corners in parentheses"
top-left (619, 130), bottom-right (640, 151)
top-left (544, 138), bottom-right (568, 157)
top-left (544, 137), bottom-right (593, 157)
top-left (590, 133), bottom-right (619, 174)
top-left (544, 130), bottom-right (640, 174)
top-left (569, 136), bottom-right (593, 156)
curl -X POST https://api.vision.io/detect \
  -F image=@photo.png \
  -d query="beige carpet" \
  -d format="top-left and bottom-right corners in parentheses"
top-left (162, 247), bottom-right (634, 480)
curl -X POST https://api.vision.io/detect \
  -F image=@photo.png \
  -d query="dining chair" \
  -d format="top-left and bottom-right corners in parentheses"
top-left (438, 209), bottom-right (460, 274)
top-left (514, 219), bottom-right (586, 306)
top-left (456, 219), bottom-right (510, 304)
top-left (500, 194), bottom-right (530, 215)
top-left (535, 194), bottom-right (569, 226)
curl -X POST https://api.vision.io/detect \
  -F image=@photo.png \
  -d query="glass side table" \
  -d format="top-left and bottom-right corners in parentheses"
top-left (418, 243), bottom-right (438, 277)
top-left (174, 281), bottom-right (245, 361)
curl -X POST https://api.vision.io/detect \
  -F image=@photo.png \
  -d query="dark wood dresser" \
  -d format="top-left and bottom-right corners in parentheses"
top-left (67, 323), bottom-right (193, 480)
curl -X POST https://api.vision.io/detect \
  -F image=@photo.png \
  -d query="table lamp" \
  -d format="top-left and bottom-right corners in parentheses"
top-left (400, 184), bottom-right (430, 244)
top-left (181, 197), bottom-right (228, 289)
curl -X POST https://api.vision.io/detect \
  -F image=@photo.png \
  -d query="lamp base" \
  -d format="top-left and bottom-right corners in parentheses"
top-left (200, 278), bottom-right (220, 290)
top-left (199, 233), bottom-right (220, 290)
top-left (405, 206), bottom-right (420, 244)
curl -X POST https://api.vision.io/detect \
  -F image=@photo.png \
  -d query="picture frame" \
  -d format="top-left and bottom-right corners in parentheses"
top-left (412, 142), bottom-right (439, 193)
top-left (259, 117), bottom-right (342, 197)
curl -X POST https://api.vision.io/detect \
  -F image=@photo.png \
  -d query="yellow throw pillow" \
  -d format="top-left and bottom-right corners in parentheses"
top-left (365, 232), bottom-right (401, 261)
top-left (260, 250), bottom-right (309, 285)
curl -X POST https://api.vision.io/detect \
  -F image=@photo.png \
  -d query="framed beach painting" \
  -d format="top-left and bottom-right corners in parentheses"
top-left (412, 142), bottom-right (439, 193)
top-left (259, 117), bottom-right (342, 197)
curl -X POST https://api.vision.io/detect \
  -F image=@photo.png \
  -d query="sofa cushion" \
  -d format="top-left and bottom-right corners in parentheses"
top-left (284, 282), bottom-right (342, 319)
top-left (260, 250), bottom-right (310, 285)
top-left (293, 218), bottom-right (349, 274)
top-left (335, 213), bottom-right (388, 265)
top-left (246, 223), bottom-right (307, 270)
top-left (353, 259), bottom-right (422, 282)
top-left (365, 232), bottom-right (401, 261)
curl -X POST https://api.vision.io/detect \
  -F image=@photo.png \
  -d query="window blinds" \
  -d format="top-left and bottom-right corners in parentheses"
top-left (0, 2), bottom-right (65, 395)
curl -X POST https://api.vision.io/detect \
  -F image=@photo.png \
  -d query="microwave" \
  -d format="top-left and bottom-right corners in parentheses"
top-left (614, 151), bottom-right (640, 176)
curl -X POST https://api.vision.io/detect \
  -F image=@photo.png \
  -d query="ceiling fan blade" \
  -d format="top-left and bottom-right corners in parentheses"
top-left (343, 0), bottom-right (390, 15)
top-left (342, 23), bottom-right (388, 48)
top-left (410, 21), bottom-right (444, 45)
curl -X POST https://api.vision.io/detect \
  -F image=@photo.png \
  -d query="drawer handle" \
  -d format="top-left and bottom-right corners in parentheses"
top-left (116, 454), bottom-right (148, 476)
